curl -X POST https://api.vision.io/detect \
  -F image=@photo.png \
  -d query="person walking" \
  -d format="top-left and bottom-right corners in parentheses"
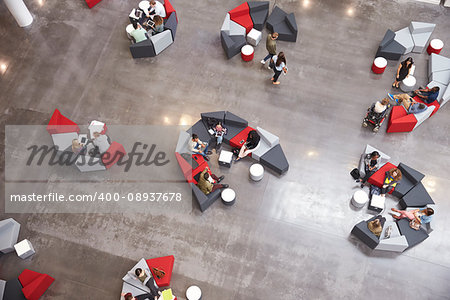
top-left (269, 52), bottom-right (288, 85)
top-left (260, 32), bottom-right (278, 67)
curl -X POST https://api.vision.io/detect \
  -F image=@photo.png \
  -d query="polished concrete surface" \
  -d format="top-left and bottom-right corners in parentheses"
top-left (1, 0), bottom-right (450, 299)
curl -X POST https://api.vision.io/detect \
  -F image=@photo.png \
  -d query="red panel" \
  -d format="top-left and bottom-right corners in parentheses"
top-left (175, 152), bottom-right (193, 183)
top-left (19, 269), bottom-right (42, 288)
top-left (46, 109), bottom-right (80, 135)
top-left (102, 141), bottom-right (126, 169)
top-left (85, 0), bottom-right (102, 8)
top-left (21, 274), bottom-right (54, 300)
top-left (191, 154), bottom-right (209, 184)
top-left (427, 43), bottom-right (442, 55)
top-left (229, 126), bottom-right (255, 148)
top-left (387, 114), bottom-right (417, 133)
top-left (413, 96), bottom-right (440, 116)
top-left (229, 3), bottom-right (253, 33)
top-left (164, 0), bottom-right (176, 20)
top-left (367, 162), bottom-right (397, 190)
top-left (146, 255), bottom-right (174, 287)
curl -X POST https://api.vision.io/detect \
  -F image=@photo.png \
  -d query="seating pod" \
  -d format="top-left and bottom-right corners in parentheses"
top-left (266, 6), bottom-right (297, 42)
top-left (122, 258), bottom-right (159, 294)
top-left (396, 218), bottom-right (429, 249)
top-left (221, 31), bottom-right (246, 59)
top-left (229, 2), bottom-right (253, 34)
top-left (130, 39), bottom-right (156, 59)
top-left (146, 255), bottom-right (175, 287)
top-left (357, 144), bottom-right (390, 178)
top-left (248, 1), bottom-right (269, 31)
top-left (18, 269), bottom-right (55, 300)
top-left (85, 0), bottom-right (102, 8)
top-left (0, 218), bottom-right (21, 254)
top-left (47, 109), bottom-right (80, 135)
top-left (386, 106), bottom-right (417, 133)
top-left (367, 162), bottom-right (397, 194)
top-left (399, 183), bottom-right (435, 209)
top-left (392, 163), bottom-right (424, 198)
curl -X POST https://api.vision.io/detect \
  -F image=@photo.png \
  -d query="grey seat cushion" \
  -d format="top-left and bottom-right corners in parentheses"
top-left (396, 218), bottom-right (428, 249)
top-left (399, 183), bottom-right (434, 209)
top-left (4, 279), bottom-right (26, 300)
top-left (351, 216), bottom-right (380, 249)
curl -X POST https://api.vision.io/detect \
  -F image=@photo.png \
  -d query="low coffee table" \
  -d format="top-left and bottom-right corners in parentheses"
top-left (369, 194), bottom-right (385, 213)
top-left (218, 150), bottom-right (233, 168)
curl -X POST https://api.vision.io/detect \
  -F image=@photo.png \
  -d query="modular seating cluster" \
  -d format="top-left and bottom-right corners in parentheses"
top-left (47, 109), bottom-right (126, 171)
top-left (175, 111), bottom-right (289, 212)
top-left (387, 53), bottom-right (450, 133)
top-left (221, 2), bottom-right (269, 59)
top-left (129, 0), bottom-right (178, 59)
top-left (121, 256), bottom-right (175, 299)
top-left (352, 145), bottom-right (435, 252)
top-left (376, 21), bottom-right (436, 60)
top-left (1, 269), bottom-right (54, 300)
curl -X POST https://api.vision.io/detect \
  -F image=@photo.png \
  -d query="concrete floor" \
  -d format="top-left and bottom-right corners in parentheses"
top-left (1, 0), bottom-right (450, 299)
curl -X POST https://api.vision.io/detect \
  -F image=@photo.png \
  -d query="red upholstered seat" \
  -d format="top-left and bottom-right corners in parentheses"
top-left (413, 96), bottom-right (440, 116)
top-left (175, 152), bottom-right (193, 182)
top-left (19, 269), bottom-right (41, 288)
top-left (191, 154), bottom-right (209, 184)
top-left (367, 162), bottom-right (397, 194)
top-left (229, 126), bottom-right (255, 148)
top-left (19, 269), bottom-right (54, 300)
top-left (146, 255), bottom-right (175, 287)
top-left (229, 3), bottom-right (253, 33)
top-left (164, 0), bottom-right (176, 20)
top-left (47, 109), bottom-right (80, 135)
top-left (102, 141), bottom-right (126, 169)
top-left (85, 0), bottom-right (102, 8)
top-left (386, 106), bottom-right (417, 133)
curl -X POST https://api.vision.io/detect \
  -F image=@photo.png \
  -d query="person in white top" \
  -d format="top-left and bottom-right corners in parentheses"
top-left (92, 132), bottom-right (111, 154)
top-left (149, 0), bottom-right (166, 18)
top-left (188, 134), bottom-right (211, 160)
top-left (269, 52), bottom-right (288, 85)
top-left (373, 98), bottom-right (389, 114)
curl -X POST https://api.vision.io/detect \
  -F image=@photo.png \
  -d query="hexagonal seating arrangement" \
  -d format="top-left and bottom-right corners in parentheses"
top-left (220, 1), bottom-right (271, 59)
top-left (128, 0), bottom-right (178, 59)
top-left (266, 6), bottom-right (297, 42)
top-left (176, 111), bottom-right (289, 212)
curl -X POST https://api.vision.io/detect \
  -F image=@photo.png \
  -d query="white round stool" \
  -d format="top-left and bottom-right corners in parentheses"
top-left (186, 285), bottom-right (202, 300)
top-left (351, 190), bottom-right (369, 208)
top-left (221, 188), bottom-right (236, 206)
top-left (400, 75), bottom-right (416, 92)
top-left (126, 24), bottom-right (135, 39)
top-left (249, 163), bottom-right (264, 181)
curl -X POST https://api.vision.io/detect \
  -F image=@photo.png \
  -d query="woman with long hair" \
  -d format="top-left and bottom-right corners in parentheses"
top-left (270, 51), bottom-right (288, 85)
top-left (392, 57), bottom-right (414, 89)
top-left (381, 168), bottom-right (402, 196)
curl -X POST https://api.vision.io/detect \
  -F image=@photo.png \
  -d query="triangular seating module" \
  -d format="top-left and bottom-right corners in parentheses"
top-left (146, 255), bottom-right (174, 287)
top-left (413, 96), bottom-right (440, 116)
top-left (22, 274), bottom-right (55, 300)
top-left (47, 109), bottom-right (80, 134)
top-left (102, 141), bottom-right (126, 169)
top-left (229, 3), bottom-right (253, 34)
top-left (175, 152), bottom-right (193, 183)
top-left (18, 269), bottom-right (41, 288)
top-left (367, 162), bottom-right (397, 190)
top-left (163, 0), bottom-right (176, 20)
top-left (387, 113), bottom-right (417, 133)
top-left (85, 0), bottom-right (102, 8)
top-left (228, 2), bottom-right (250, 18)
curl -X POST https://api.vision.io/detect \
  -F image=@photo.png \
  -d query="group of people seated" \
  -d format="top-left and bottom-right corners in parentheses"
top-left (120, 267), bottom-right (161, 300)
top-left (129, 0), bottom-right (166, 43)
top-left (71, 131), bottom-right (111, 157)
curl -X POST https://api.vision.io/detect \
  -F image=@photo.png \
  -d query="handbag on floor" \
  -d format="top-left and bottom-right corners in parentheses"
top-left (350, 168), bottom-right (360, 180)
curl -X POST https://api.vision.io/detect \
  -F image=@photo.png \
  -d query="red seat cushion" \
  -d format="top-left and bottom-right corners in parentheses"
top-left (229, 3), bottom-right (253, 33)
top-left (22, 274), bottom-right (54, 300)
top-left (175, 152), bottom-right (193, 182)
top-left (146, 255), bottom-right (174, 287)
top-left (386, 114), bottom-right (417, 133)
top-left (102, 141), bottom-right (126, 169)
top-left (19, 269), bottom-right (42, 288)
top-left (367, 162), bottom-right (397, 193)
top-left (229, 126), bottom-right (255, 148)
top-left (191, 154), bottom-right (209, 184)
top-left (413, 96), bottom-right (440, 116)
top-left (85, 0), bottom-right (102, 8)
top-left (46, 109), bottom-right (80, 135)
top-left (164, 0), bottom-right (176, 20)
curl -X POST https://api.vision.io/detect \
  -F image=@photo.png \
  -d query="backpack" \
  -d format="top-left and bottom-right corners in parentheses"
top-left (350, 168), bottom-right (360, 180)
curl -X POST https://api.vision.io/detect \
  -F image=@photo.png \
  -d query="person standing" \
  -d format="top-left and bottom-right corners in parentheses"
top-left (260, 32), bottom-right (278, 66)
top-left (392, 57), bottom-right (414, 89)
top-left (269, 52), bottom-right (288, 85)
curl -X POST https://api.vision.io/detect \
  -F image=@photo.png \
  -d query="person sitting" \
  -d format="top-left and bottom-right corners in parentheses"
top-left (188, 134), bottom-right (211, 160)
top-left (367, 215), bottom-right (386, 237)
top-left (130, 22), bottom-right (149, 43)
top-left (413, 86), bottom-right (440, 104)
top-left (148, 0), bottom-right (166, 18)
top-left (388, 93), bottom-right (428, 114)
top-left (381, 168), bottom-right (402, 196)
top-left (214, 122), bottom-right (227, 148)
top-left (373, 98), bottom-right (390, 114)
top-left (392, 207), bottom-right (434, 224)
top-left (151, 15), bottom-right (164, 34)
top-left (197, 167), bottom-right (228, 195)
top-left (235, 130), bottom-right (260, 162)
top-left (92, 132), bottom-right (111, 154)
top-left (71, 139), bottom-right (86, 155)
top-left (357, 151), bottom-right (380, 187)
top-left (121, 291), bottom-right (158, 300)
top-left (134, 268), bottom-right (160, 299)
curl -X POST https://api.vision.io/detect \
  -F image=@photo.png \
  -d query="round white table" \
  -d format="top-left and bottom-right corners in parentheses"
top-left (400, 75), bottom-right (416, 92)
top-left (249, 163), bottom-right (264, 181)
top-left (351, 190), bottom-right (369, 208)
top-left (221, 188), bottom-right (236, 206)
top-left (138, 0), bottom-right (150, 14)
top-left (126, 24), bottom-right (135, 39)
top-left (186, 285), bottom-right (202, 300)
